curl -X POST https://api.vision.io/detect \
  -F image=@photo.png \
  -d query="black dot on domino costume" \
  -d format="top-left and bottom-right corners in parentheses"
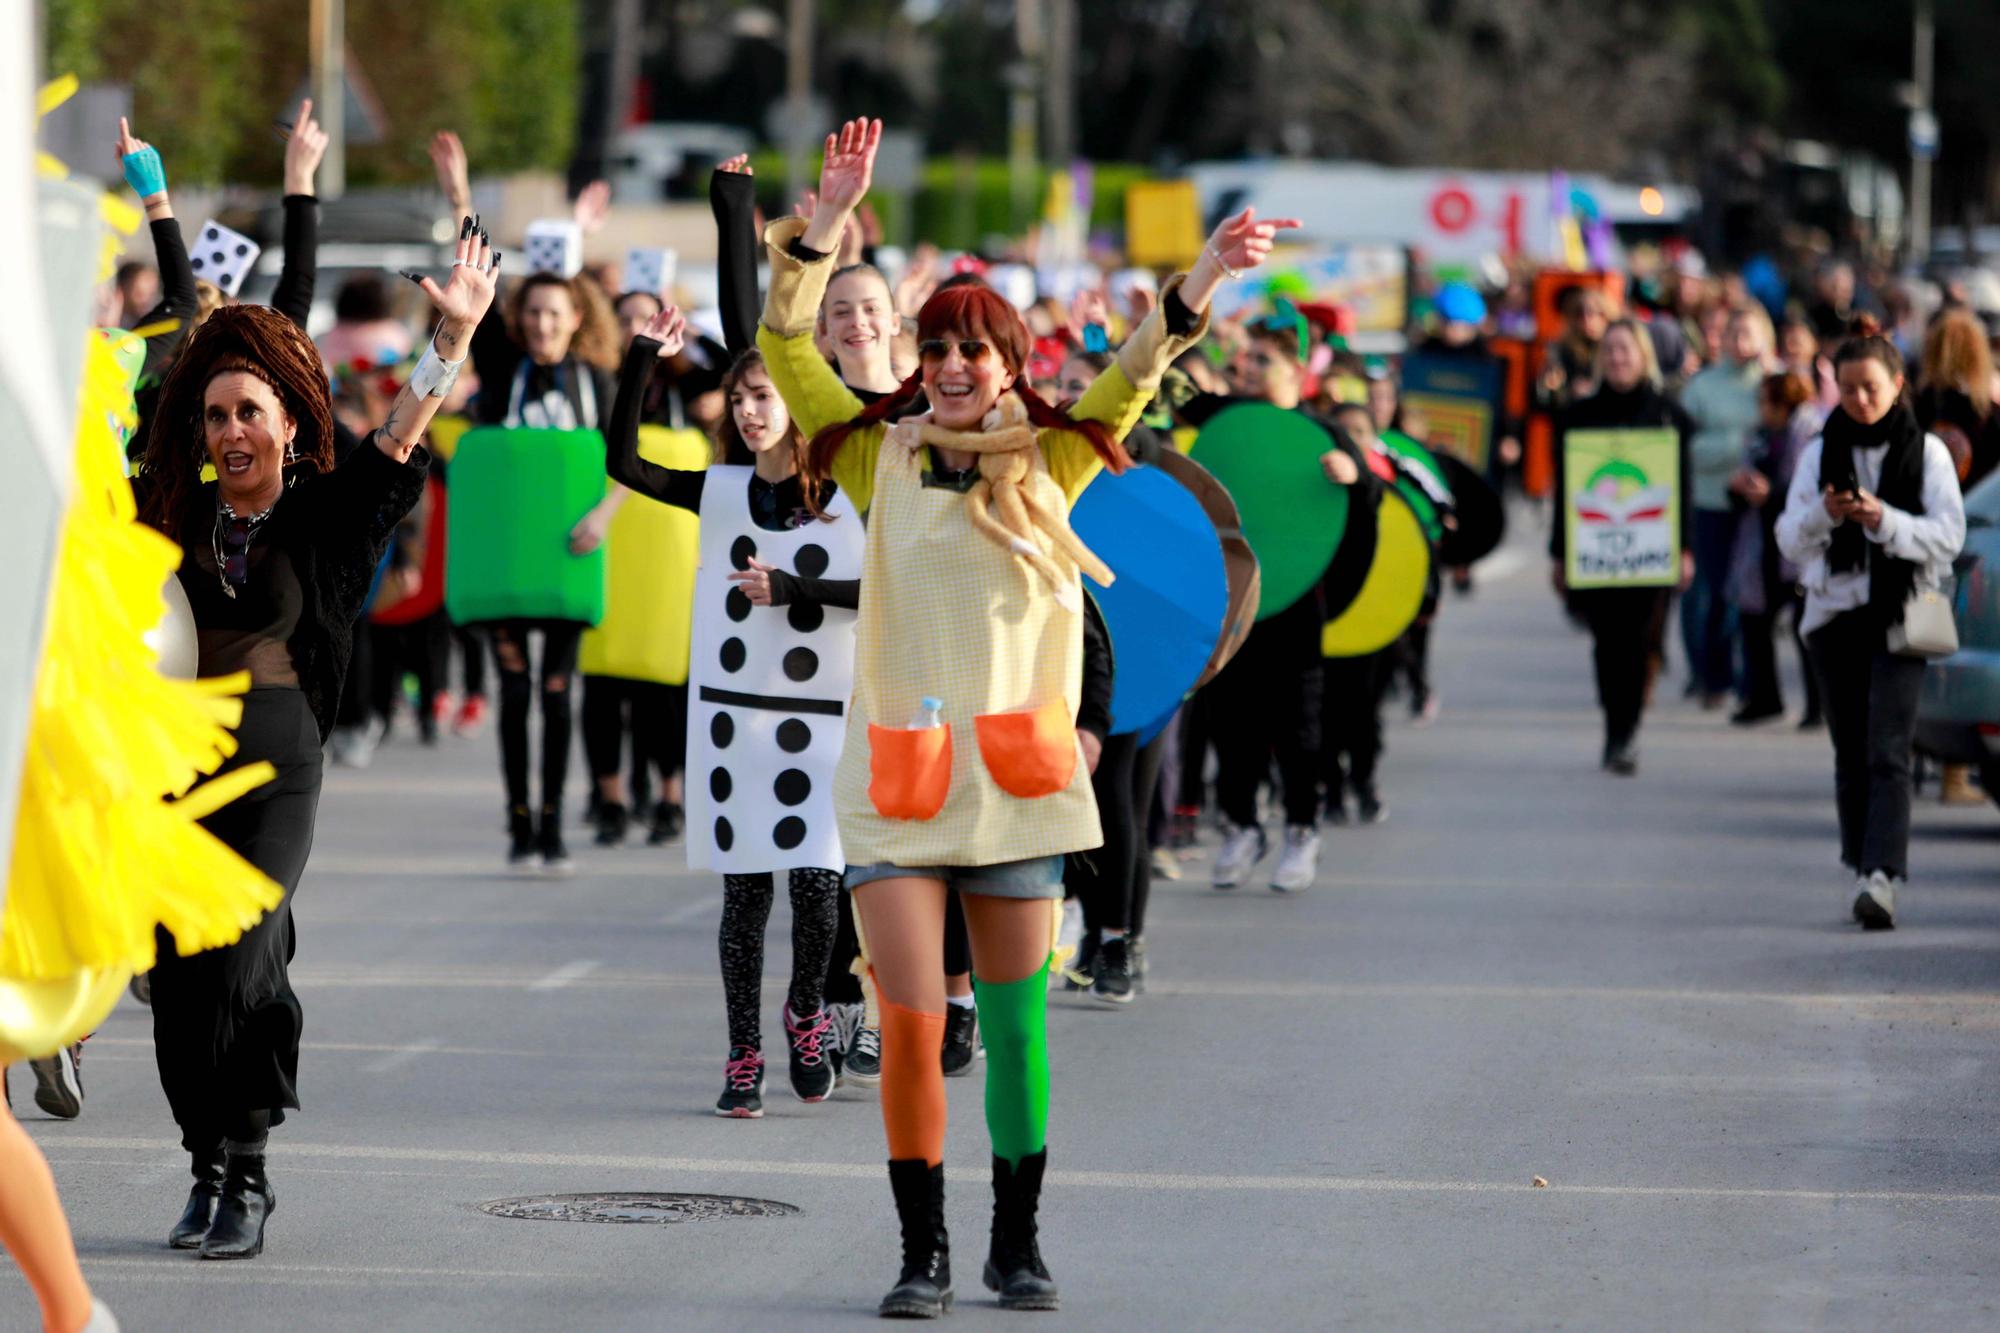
top-left (720, 638), bottom-right (747, 672)
top-left (773, 816), bottom-right (806, 850)
top-left (202, 227), bottom-right (220, 243)
top-left (795, 543), bottom-right (830, 579)
top-left (774, 769), bottom-right (811, 806)
top-left (711, 712), bottom-right (735, 748)
top-left (730, 535), bottom-right (757, 571)
top-left (715, 818), bottom-right (734, 852)
top-left (726, 587), bottom-right (753, 622)
top-left (787, 601), bottom-right (823, 633)
top-left (782, 647), bottom-right (818, 682)
top-left (776, 719), bottom-right (811, 754)
top-left (710, 768), bottom-right (732, 802)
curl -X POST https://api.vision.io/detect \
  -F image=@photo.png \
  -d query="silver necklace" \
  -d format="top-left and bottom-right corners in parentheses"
top-left (212, 495), bottom-right (280, 599)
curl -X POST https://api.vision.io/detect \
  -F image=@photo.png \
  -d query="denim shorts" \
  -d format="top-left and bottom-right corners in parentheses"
top-left (844, 855), bottom-right (1067, 900)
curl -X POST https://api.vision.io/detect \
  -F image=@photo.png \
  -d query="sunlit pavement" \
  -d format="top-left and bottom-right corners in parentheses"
top-left (10, 532), bottom-right (2000, 1330)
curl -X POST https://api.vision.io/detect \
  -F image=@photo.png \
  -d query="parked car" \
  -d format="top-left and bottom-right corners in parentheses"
top-left (1915, 469), bottom-right (2000, 806)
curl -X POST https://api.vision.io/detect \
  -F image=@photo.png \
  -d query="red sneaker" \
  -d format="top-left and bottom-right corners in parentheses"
top-left (454, 693), bottom-right (489, 737)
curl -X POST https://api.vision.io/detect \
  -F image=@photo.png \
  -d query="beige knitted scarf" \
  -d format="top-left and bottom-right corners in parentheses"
top-left (886, 393), bottom-right (1113, 603)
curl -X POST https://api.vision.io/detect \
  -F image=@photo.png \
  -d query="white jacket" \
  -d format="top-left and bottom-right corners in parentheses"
top-left (1774, 431), bottom-right (1965, 636)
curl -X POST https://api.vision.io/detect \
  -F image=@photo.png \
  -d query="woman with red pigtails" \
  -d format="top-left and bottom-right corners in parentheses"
top-left (757, 117), bottom-right (1296, 1317)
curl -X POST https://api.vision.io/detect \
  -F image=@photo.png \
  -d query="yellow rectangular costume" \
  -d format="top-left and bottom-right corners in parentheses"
top-left (756, 218), bottom-right (1206, 867)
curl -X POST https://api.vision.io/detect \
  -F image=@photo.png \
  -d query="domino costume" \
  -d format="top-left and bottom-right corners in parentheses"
top-left (606, 341), bottom-right (863, 1112)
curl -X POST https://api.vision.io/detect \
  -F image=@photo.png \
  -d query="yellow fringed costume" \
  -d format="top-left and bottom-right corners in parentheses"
top-left (0, 333), bottom-right (280, 1065)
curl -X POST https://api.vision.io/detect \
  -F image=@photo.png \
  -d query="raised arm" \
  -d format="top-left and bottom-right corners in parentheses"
top-left (1047, 208), bottom-right (1297, 498)
top-left (117, 117), bottom-right (196, 377)
top-left (378, 218), bottom-right (498, 462)
top-left (270, 98), bottom-right (328, 329)
top-left (605, 305), bottom-right (708, 511)
top-left (712, 156), bottom-right (760, 356)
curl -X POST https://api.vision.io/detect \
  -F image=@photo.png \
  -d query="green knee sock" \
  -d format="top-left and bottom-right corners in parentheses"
top-left (972, 956), bottom-right (1051, 1167)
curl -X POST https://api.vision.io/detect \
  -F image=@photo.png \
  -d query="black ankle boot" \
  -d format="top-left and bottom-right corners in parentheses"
top-left (200, 1148), bottom-right (275, 1260)
top-left (167, 1146), bottom-right (225, 1249)
top-left (984, 1149), bottom-right (1058, 1310)
top-left (506, 806), bottom-right (536, 868)
top-left (880, 1159), bottom-right (951, 1318)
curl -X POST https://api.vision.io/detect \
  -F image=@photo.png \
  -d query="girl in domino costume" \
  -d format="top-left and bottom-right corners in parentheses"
top-left (758, 118), bottom-right (1293, 1317)
top-left (606, 308), bottom-right (862, 1118)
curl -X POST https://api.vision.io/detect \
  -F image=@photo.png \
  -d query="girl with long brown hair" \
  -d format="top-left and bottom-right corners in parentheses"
top-left (758, 117), bottom-right (1294, 1316)
top-left (606, 312), bottom-right (861, 1118)
top-left (131, 224), bottom-right (496, 1259)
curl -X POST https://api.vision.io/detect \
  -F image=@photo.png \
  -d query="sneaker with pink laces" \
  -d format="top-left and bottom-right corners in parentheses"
top-left (715, 1046), bottom-right (764, 1118)
top-left (784, 1005), bottom-right (836, 1103)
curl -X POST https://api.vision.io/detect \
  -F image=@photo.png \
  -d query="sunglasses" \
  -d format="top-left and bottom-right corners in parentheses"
top-left (218, 515), bottom-right (254, 591)
top-left (918, 338), bottom-right (994, 366)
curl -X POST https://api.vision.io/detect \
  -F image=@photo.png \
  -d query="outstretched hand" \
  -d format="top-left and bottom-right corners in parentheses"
top-left (641, 305), bottom-right (687, 359)
top-left (429, 130), bottom-right (472, 213)
top-left (116, 116), bottom-right (167, 204)
top-left (573, 179), bottom-right (612, 235)
top-left (283, 97), bottom-right (330, 196)
top-left (1206, 207), bottom-right (1302, 275)
top-left (718, 154), bottom-right (752, 177)
top-left (414, 217), bottom-right (499, 330)
top-left (817, 118), bottom-right (882, 216)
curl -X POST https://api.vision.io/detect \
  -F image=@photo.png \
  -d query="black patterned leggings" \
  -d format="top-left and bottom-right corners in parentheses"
top-left (719, 868), bottom-right (842, 1050)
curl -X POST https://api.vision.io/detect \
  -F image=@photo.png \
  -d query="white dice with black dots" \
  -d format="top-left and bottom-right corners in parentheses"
top-left (684, 466), bottom-right (864, 873)
top-left (189, 220), bottom-right (262, 297)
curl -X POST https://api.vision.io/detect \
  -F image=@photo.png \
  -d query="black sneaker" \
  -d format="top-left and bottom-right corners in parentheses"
top-left (1356, 790), bottom-right (1387, 824)
top-left (538, 806), bottom-right (573, 875)
top-left (648, 800), bottom-right (685, 846)
top-left (844, 1023), bottom-right (882, 1086)
top-left (783, 1005), bottom-right (836, 1102)
top-left (1325, 800), bottom-right (1349, 826)
top-left (30, 1042), bottom-right (83, 1119)
top-left (506, 807), bottom-right (536, 871)
top-left (715, 1046), bottom-right (765, 1118)
top-left (941, 1004), bottom-right (980, 1077)
top-left (593, 800), bottom-right (629, 847)
top-left (1129, 935), bottom-right (1148, 994)
top-left (1061, 933), bottom-right (1098, 992)
top-left (1091, 936), bottom-right (1135, 1005)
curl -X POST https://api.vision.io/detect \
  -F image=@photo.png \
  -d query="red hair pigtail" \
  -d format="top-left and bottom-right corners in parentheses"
top-left (1015, 381), bottom-right (1130, 475)
top-left (804, 368), bottom-right (927, 514)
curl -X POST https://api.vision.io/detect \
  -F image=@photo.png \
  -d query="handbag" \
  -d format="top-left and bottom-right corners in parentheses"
top-left (1888, 585), bottom-right (1958, 659)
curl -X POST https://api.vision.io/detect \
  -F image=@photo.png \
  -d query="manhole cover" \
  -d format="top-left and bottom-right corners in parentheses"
top-left (479, 1193), bottom-right (800, 1224)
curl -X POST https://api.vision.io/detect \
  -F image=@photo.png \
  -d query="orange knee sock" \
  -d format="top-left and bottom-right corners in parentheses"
top-left (878, 994), bottom-right (947, 1165)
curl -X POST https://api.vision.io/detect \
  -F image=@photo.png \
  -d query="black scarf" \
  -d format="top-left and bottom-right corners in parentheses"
top-left (1819, 403), bottom-right (1925, 622)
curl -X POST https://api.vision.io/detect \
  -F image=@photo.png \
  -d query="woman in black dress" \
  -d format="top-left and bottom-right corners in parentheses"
top-left (132, 223), bottom-right (497, 1259)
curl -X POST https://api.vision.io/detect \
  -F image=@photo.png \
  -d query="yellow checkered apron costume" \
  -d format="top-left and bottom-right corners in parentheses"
top-left (757, 218), bottom-right (1207, 867)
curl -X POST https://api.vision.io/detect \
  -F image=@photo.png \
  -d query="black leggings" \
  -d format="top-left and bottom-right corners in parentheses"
top-left (1578, 588), bottom-right (1669, 749)
top-left (1322, 649), bottom-right (1392, 800)
top-left (370, 613), bottom-right (448, 735)
top-left (581, 676), bottom-right (686, 802)
top-left (1208, 601), bottom-right (1324, 828)
top-left (453, 621), bottom-right (487, 697)
top-left (720, 869), bottom-right (842, 1050)
top-left (489, 621), bottom-right (584, 813)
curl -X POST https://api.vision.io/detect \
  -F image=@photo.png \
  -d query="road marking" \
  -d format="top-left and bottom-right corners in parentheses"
top-left (528, 959), bottom-right (600, 991)
top-left (363, 1038), bottom-right (442, 1073)
top-left (660, 894), bottom-right (718, 926)
top-left (40, 1136), bottom-right (2000, 1208)
top-left (85, 1035), bottom-right (542, 1058)
top-left (73, 1256), bottom-right (578, 1283)
top-left (309, 854), bottom-right (680, 879)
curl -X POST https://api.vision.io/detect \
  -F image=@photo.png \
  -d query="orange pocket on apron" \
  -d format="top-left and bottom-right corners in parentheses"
top-left (973, 701), bottom-right (1078, 799)
top-left (867, 723), bottom-right (953, 820)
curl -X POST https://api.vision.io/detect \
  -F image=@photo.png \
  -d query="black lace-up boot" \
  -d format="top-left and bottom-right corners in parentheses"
top-left (167, 1145), bottom-right (225, 1249)
top-left (983, 1149), bottom-right (1058, 1310)
top-left (880, 1159), bottom-right (952, 1318)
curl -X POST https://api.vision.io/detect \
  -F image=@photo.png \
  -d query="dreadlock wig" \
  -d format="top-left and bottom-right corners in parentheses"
top-left (138, 304), bottom-right (336, 535)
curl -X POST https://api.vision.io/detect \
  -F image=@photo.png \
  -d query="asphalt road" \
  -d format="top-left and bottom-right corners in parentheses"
top-left (9, 544), bottom-right (2000, 1331)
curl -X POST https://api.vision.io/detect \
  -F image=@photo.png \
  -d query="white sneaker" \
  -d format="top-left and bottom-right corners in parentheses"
top-left (1854, 870), bottom-right (1897, 930)
top-left (1271, 825), bottom-right (1320, 892)
top-left (1212, 823), bottom-right (1267, 889)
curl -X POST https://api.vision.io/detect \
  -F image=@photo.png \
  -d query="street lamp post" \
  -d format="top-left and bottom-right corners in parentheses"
top-left (310, 0), bottom-right (345, 199)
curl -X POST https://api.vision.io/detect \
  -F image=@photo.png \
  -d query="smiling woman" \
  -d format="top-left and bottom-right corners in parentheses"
top-left (754, 115), bottom-right (1295, 1317)
top-left (129, 224), bottom-right (496, 1261)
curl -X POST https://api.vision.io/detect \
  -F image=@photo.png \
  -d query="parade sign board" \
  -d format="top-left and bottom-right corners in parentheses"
top-left (1562, 428), bottom-right (1680, 590)
top-left (1401, 352), bottom-right (1501, 474)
